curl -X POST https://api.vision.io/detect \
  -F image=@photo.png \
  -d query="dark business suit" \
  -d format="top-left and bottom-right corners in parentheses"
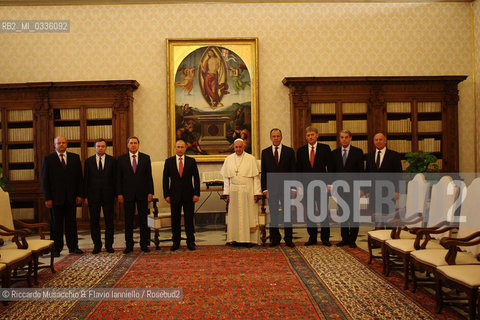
top-left (330, 145), bottom-right (364, 245)
top-left (163, 155), bottom-right (200, 246)
top-left (261, 144), bottom-right (296, 244)
top-left (41, 151), bottom-right (83, 254)
top-left (116, 152), bottom-right (154, 250)
top-left (84, 154), bottom-right (116, 250)
top-left (296, 142), bottom-right (332, 244)
top-left (365, 148), bottom-right (402, 225)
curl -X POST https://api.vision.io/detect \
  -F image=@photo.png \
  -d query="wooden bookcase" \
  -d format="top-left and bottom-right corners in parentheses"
top-left (0, 80), bottom-right (139, 226)
top-left (282, 76), bottom-right (467, 172)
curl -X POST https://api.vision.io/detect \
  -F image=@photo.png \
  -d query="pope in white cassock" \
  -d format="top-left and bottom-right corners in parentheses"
top-left (220, 138), bottom-right (262, 246)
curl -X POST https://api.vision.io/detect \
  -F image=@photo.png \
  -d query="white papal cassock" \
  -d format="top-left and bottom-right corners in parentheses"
top-left (220, 152), bottom-right (262, 244)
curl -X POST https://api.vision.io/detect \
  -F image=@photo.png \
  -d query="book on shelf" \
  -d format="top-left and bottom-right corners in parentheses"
top-left (11, 208), bottom-right (35, 220)
top-left (8, 148), bottom-right (34, 163)
top-left (8, 110), bottom-right (33, 122)
top-left (418, 102), bottom-right (441, 113)
top-left (55, 126), bottom-right (81, 140)
top-left (388, 140), bottom-right (412, 153)
top-left (418, 120), bottom-right (442, 132)
top-left (311, 103), bottom-right (335, 115)
top-left (8, 128), bottom-right (33, 142)
top-left (86, 125), bottom-right (113, 140)
top-left (387, 118), bottom-right (412, 133)
top-left (59, 109), bottom-right (80, 120)
top-left (311, 120), bottom-right (336, 134)
top-left (68, 147), bottom-right (82, 156)
top-left (386, 102), bottom-right (411, 113)
top-left (350, 140), bottom-right (368, 154)
top-left (418, 138), bottom-right (441, 153)
top-left (342, 120), bottom-right (367, 133)
top-left (342, 103), bottom-right (367, 114)
top-left (318, 140), bottom-right (338, 151)
top-left (9, 169), bottom-right (34, 181)
top-left (86, 108), bottom-right (113, 119)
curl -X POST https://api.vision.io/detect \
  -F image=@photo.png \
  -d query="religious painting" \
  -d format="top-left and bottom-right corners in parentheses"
top-left (167, 38), bottom-right (259, 162)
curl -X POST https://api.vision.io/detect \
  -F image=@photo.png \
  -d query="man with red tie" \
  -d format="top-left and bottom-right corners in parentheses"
top-left (296, 127), bottom-right (332, 246)
top-left (117, 136), bottom-right (154, 254)
top-left (163, 140), bottom-right (200, 251)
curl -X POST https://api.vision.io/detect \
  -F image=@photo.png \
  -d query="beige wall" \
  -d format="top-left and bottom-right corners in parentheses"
top-left (474, 1), bottom-right (480, 173)
top-left (0, 3), bottom-right (476, 172)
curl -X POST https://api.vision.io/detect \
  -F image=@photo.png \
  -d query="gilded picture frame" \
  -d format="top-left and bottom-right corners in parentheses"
top-left (167, 38), bottom-right (259, 162)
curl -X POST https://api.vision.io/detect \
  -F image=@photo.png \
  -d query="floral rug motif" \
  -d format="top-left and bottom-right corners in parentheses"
top-left (0, 245), bottom-right (460, 319)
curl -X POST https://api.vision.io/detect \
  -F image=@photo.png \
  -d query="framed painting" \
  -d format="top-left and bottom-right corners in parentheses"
top-left (167, 38), bottom-right (259, 162)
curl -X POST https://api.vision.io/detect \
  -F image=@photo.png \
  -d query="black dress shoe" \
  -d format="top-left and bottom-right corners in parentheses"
top-left (336, 241), bottom-right (348, 247)
top-left (285, 241), bottom-right (295, 248)
top-left (106, 248), bottom-right (115, 253)
top-left (304, 240), bottom-right (317, 246)
top-left (141, 247), bottom-right (150, 253)
top-left (269, 241), bottom-right (280, 248)
top-left (54, 251), bottom-right (61, 258)
top-left (69, 248), bottom-right (84, 254)
top-left (123, 247), bottom-right (133, 254)
top-left (187, 243), bottom-right (196, 251)
top-left (323, 241), bottom-right (332, 247)
top-left (245, 243), bottom-right (255, 248)
top-left (170, 244), bottom-right (180, 251)
top-left (92, 247), bottom-right (101, 254)
top-left (349, 243), bottom-right (357, 248)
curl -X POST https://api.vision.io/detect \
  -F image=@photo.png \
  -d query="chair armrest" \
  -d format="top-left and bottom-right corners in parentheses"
top-left (440, 235), bottom-right (480, 249)
top-left (0, 228), bottom-right (29, 249)
top-left (14, 219), bottom-right (49, 239)
top-left (440, 231), bottom-right (480, 244)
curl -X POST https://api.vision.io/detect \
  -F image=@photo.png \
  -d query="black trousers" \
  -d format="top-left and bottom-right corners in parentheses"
top-left (88, 201), bottom-right (115, 249)
top-left (170, 200), bottom-right (195, 245)
top-left (50, 204), bottom-right (79, 253)
top-left (268, 198), bottom-right (292, 243)
top-left (124, 199), bottom-right (150, 249)
top-left (306, 199), bottom-right (330, 243)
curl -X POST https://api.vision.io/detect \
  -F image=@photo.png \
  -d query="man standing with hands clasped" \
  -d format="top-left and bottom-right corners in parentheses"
top-left (163, 140), bottom-right (201, 251)
top-left (117, 136), bottom-right (154, 254)
top-left (84, 138), bottom-right (116, 254)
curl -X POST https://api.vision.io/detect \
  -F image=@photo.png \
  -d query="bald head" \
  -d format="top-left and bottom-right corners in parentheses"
top-left (54, 136), bottom-right (67, 153)
top-left (373, 133), bottom-right (387, 150)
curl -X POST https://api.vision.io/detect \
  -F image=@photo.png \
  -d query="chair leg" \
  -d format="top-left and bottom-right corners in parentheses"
top-left (411, 260), bottom-right (417, 293)
top-left (33, 254), bottom-right (39, 285)
top-left (469, 289), bottom-right (478, 320)
top-left (367, 236), bottom-right (373, 264)
top-left (50, 247), bottom-right (56, 273)
top-left (435, 276), bottom-right (443, 314)
top-left (26, 260), bottom-right (32, 287)
top-left (402, 255), bottom-right (409, 290)
top-left (381, 243), bottom-right (387, 274)
top-left (385, 246), bottom-right (391, 276)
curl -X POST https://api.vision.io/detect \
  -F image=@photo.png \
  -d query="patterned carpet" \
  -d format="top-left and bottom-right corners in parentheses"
top-left (0, 245), bottom-right (461, 320)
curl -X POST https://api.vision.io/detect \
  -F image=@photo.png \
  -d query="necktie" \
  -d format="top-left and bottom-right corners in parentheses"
top-left (376, 150), bottom-right (381, 170)
top-left (60, 153), bottom-right (66, 169)
top-left (132, 155), bottom-right (137, 173)
top-left (98, 157), bottom-right (103, 172)
top-left (342, 149), bottom-right (347, 167)
top-left (274, 146), bottom-right (279, 166)
top-left (310, 146), bottom-right (315, 168)
top-left (178, 157), bottom-right (183, 177)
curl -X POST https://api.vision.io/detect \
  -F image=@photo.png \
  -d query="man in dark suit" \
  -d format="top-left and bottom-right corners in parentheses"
top-left (84, 138), bottom-right (116, 254)
top-left (365, 133), bottom-right (402, 226)
top-left (296, 127), bottom-right (332, 246)
top-left (117, 136), bottom-right (154, 254)
top-left (41, 136), bottom-right (83, 257)
top-left (261, 128), bottom-right (296, 248)
top-left (163, 140), bottom-right (201, 251)
top-left (330, 130), bottom-right (364, 248)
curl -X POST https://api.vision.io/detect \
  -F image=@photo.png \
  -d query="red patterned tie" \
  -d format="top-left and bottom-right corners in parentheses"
top-left (274, 146), bottom-right (279, 166)
top-left (132, 155), bottom-right (137, 173)
top-left (179, 157), bottom-right (183, 177)
top-left (60, 153), bottom-right (66, 169)
top-left (310, 146), bottom-right (315, 168)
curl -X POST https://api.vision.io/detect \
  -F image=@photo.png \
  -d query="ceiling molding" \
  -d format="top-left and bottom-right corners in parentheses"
top-left (0, 0), bottom-right (474, 6)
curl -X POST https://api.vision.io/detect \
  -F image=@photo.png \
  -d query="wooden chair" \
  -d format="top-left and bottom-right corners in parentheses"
top-left (367, 173), bottom-right (429, 274)
top-left (0, 187), bottom-right (55, 284)
top-left (434, 236), bottom-right (480, 319)
top-left (410, 177), bottom-right (480, 294)
top-left (0, 232), bottom-right (33, 289)
top-left (384, 176), bottom-right (458, 289)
